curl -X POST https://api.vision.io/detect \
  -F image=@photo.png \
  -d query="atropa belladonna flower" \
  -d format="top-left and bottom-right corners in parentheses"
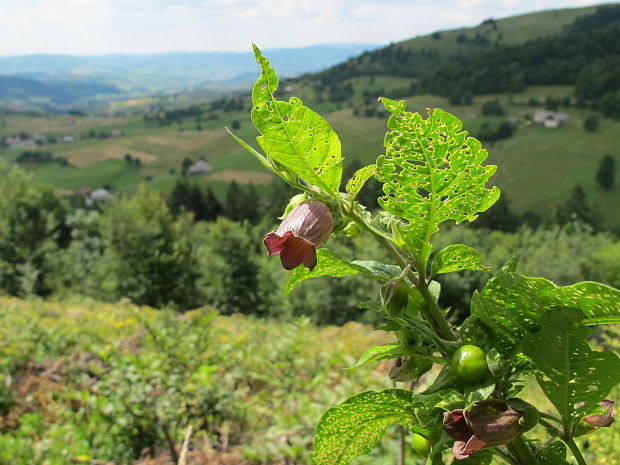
top-left (443, 400), bottom-right (524, 460)
top-left (574, 399), bottom-right (615, 435)
top-left (264, 200), bottom-right (334, 270)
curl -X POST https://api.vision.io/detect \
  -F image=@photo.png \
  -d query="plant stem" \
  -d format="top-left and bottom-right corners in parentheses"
top-left (346, 208), bottom-right (457, 341)
top-left (416, 278), bottom-right (457, 341)
top-left (539, 412), bottom-right (562, 423)
top-left (492, 447), bottom-right (519, 465)
top-left (565, 436), bottom-right (588, 465)
top-left (508, 435), bottom-right (538, 465)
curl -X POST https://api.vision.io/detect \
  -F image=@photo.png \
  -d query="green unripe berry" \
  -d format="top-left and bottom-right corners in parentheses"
top-left (411, 433), bottom-right (431, 457)
top-left (452, 344), bottom-right (490, 384)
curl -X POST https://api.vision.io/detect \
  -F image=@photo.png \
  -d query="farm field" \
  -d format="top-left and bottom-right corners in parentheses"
top-left (2, 82), bottom-right (620, 231)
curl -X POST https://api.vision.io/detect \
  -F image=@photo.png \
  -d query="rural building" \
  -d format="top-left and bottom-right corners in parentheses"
top-left (62, 135), bottom-right (76, 143)
top-left (111, 129), bottom-right (123, 138)
top-left (90, 188), bottom-right (113, 201)
top-left (188, 160), bottom-right (214, 175)
top-left (533, 110), bottom-right (570, 128)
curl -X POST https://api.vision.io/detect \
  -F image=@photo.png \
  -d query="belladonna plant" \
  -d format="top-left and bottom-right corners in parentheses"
top-left (232, 45), bottom-right (620, 465)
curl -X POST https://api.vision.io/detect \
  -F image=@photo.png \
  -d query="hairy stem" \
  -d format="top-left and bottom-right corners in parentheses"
top-left (346, 207), bottom-right (457, 341)
top-left (416, 276), bottom-right (457, 341)
top-left (508, 435), bottom-right (538, 465)
top-left (565, 435), bottom-right (588, 465)
top-left (492, 447), bottom-right (519, 465)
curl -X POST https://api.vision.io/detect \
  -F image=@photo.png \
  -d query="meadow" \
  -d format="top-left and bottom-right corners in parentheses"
top-left (0, 296), bottom-right (617, 465)
top-left (2, 77), bottom-right (618, 230)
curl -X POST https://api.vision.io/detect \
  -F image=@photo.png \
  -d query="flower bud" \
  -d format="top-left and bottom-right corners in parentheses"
top-left (465, 400), bottom-right (522, 446)
top-left (575, 400), bottom-right (615, 436)
top-left (264, 200), bottom-right (334, 270)
top-left (443, 400), bottom-right (524, 460)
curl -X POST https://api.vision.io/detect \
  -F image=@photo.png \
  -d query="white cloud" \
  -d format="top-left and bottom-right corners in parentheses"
top-left (0, 0), bottom-right (615, 55)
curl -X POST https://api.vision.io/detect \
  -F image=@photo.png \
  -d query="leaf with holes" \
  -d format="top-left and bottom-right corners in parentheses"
top-left (348, 344), bottom-right (422, 369)
top-left (285, 250), bottom-right (391, 296)
top-left (430, 244), bottom-right (489, 277)
top-left (542, 281), bottom-right (620, 325)
top-left (251, 45), bottom-right (342, 194)
top-left (375, 98), bottom-right (499, 263)
top-left (522, 309), bottom-right (620, 427)
top-left (471, 271), bottom-right (556, 357)
top-left (312, 389), bottom-right (417, 465)
top-left (346, 164), bottom-right (377, 198)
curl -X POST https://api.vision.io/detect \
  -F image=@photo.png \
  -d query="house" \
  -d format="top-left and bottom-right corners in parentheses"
top-left (188, 160), bottom-right (213, 175)
top-left (90, 188), bottom-right (113, 201)
top-left (111, 129), bottom-right (123, 138)
top-left (62, 135), bottom-right (75, 143)
top-left (533, 110), bottom-right (570, 128)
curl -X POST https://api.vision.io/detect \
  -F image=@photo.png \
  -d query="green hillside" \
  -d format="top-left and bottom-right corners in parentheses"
top-left (1, 3), bottom-right (619, 230)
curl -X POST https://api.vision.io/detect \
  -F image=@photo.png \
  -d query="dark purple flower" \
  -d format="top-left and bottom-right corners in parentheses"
top-left (443, 400), bottom-right (523, 460)
top-left (264, 200), bottom-right (334, 270)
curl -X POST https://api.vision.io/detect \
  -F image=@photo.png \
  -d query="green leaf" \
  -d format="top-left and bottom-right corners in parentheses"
top-left (430, 244), bottom-right (489, 277)
top-left (350, 260), bottom-right (401, 281)
top-left (522, 309), bottom-right (620, 426)
top-left (422, 365), bottom-right (458, 395)
top-left (285, 249), bottom-right (366, 296)
top-left (252, 45), bottom-right (342, 194)
top-left (375, 99), bottom-right (499, 263)
top-left (349, 344), bottom-right (420, 369)
top-left (346, 164), bottom-right (377, 198)
top-left (537, 442), bottom-right (570, 465)
top-left (470, 271), bottom-right (557, 357)
top-left (542, 281), bottom-right (620, 325)
top-left (312, 389), bottom-right (416, 465)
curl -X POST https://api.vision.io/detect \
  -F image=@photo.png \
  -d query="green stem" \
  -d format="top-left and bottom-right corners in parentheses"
top-left (509, 435), bottom-right (538, 465)
top-left (416, 277), bottom-right (457, 341)
top-left (538, 419), bottom-right (561, 437)
top-left (564, 436), bottom-right (588, 465)
top-left (539, 412), bottom-right (562, 423)
top-left (492, 447), bottom-right (519, 465)
top-left (346, 207), bottom-right (457, 341)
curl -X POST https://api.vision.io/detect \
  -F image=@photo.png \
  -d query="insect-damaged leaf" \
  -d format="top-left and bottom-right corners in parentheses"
top-left (312, 389), bottom-right (416, 465)
top-left (542, 281), bottom-right (620, 325)
top-left (430, 244), bottom-right (489, 277)
top-left (252, 45), bottom-right (343, 194)
top-left (523, 309), bottom-right (620, 426)
top-left (346, 164), bottom-right (377, 198)
top-left (375, 98), bottom-right (499, 263)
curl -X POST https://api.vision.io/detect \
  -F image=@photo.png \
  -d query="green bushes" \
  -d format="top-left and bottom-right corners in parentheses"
top-left (0, 297), bottom-right (389, 464)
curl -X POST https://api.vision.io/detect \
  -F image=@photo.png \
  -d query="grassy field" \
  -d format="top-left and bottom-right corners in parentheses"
top-left (1, 79), bottom-right (619, 229)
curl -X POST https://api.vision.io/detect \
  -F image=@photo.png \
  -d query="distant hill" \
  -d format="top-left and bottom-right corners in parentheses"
top-left (307, 4), bottom-right (612, 83)
top-left (0, 75), bottom-right (120, 108)
top-left (0, 43), bottom-right (380, 96)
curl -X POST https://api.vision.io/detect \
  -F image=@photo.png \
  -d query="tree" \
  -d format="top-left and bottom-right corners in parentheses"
top-left (481, 99), bottom-right (505, 116)
top-left (98, 188), bottom-right (202, 309)
top-left (470, 194), bottom-right (520, 232)
top-left (596, 154), bottom-right (616, 190)
top-left (168, 178), bottom-right (222, 222)
top-left (0, 164), bottom-right (68, 296)
top-left (196, 218), bottom-right (265, 315)
top-left (583, 115), bottom-right (600, 132)
top-left (555, 184), bottom-right (599, 228)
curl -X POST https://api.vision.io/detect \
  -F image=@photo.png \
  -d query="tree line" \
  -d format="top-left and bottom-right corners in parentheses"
top-left (0, 163), bottom-right (617, 325)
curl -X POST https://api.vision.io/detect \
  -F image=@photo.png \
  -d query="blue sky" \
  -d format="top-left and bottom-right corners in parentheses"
top-left (0, 0), bottom-right (615, 56)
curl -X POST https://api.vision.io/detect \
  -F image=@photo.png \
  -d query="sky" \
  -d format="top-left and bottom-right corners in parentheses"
top-left (0, 0), bottom-right (615, 56)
